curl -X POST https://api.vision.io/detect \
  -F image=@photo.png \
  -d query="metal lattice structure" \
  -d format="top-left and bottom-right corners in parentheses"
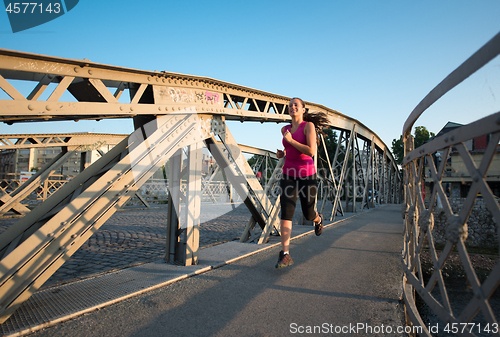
top-left (0, 135), bottom-right (278, 209)
top-left (0, 48), bottom-right (400, 323)
top-left (402, 32), bottom-right (500, 336)
top-left (0, 133), bottom-right (126, 215)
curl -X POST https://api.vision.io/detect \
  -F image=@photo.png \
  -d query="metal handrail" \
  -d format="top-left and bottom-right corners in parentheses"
top-left (402, 32), bottom-right (500, 336)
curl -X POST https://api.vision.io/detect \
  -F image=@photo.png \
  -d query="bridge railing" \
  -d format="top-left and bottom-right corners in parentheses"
top-left (0, 152), bottom-right (278, 210)
top-left (402, 32), bottom-right (500, 336)
top-left (0, 175), bottom-right (244, 208)
top-left (0, 172), bottom-right (71, 203)
top-left (126, 179), bottom-right (244, 207)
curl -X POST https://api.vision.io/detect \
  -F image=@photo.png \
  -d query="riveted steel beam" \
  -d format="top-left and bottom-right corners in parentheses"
top-left (0, 48), bottom-right (396, 167)
top-left (0, 133), bottom-right (126, 150)
top-left (0, 111), bottom-right (215, 323)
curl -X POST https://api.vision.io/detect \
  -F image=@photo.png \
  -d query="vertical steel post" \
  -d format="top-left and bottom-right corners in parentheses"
top-left (380, 149), bottom-right (387, 204)
top-left (352, 135), bottom-right (356, 213)
top-left (319, 134), bottom-right (338, 216)
top-left (165, 148), bottom-right (182, 263)
top-left (79, 151), bottom-right (87, 173)
top-left (371, 147), bottom-right (375, 207)
top-left (182, 142), bottom-right (202, 266)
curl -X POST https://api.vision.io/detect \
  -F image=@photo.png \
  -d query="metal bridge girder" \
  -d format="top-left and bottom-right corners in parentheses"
top-left (205, 122), bottom-right (281, 244)
top-left (0, 111), bottom-right (214, 323)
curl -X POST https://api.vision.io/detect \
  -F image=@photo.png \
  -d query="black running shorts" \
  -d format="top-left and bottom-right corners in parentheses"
top-left (279, 173), bottom-right (317, 221)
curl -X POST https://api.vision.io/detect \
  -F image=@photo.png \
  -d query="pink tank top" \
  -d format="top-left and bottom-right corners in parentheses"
top-left (282, 121), bottom-right (316, 177)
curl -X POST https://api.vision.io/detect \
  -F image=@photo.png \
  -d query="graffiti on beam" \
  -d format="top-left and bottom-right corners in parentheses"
top-left (15, 61), bottom-right (63, 73)
top-left (80, 140), bottom-right (107, 152)
top-left (194, 91), bottom-right (205, 102)
top-left (162, 87), bottom-right (221, 105)
top-left (168, 88), bottom-right (192, 103)
top-left (205, 92), bottom-right (219, 104)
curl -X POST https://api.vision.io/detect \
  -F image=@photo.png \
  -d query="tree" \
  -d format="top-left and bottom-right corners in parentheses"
top-left (247, 155), bottom-right (258, 168)
top-left (414, 126), bottom-right (435, 148)
top-left (391, 126), bottom-right (435, 165)
top-left (391, 136), bottom-right (404, 166)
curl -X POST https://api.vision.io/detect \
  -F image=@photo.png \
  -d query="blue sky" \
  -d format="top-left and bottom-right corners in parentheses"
top-left (1, 0), bottom-right (499, 153)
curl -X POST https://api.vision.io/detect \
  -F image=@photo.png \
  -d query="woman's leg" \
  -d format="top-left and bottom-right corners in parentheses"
top-left (298, 176), bottom-right (320, 221)
top-left (279, 177), bottom-right (297, 253)
top-left (280, 219), bottom-right (292, 253)
top-left (313, 213), bottom-right (321, 222)
top-left (277, 190), bottom-right (296, 268)
top-left (298, 176), bottom-right (323, 235)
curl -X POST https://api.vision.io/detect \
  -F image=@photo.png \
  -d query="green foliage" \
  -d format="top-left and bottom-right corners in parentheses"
top-left (318, 128), bottom-right (338, 162)
top-left (391, 136), bottom-right (404, 166)
top-left (414, 126), bottom-right (436, 148)
top-left (391, 126), bottom-right (435, 165)
top-left (247, 155), bottom-right (258, 168)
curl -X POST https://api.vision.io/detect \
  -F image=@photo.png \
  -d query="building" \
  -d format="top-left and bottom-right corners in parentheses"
top-left (424, 122), bottom-right (500, 200)
top-left (0, 133), bottom-right (127, 180)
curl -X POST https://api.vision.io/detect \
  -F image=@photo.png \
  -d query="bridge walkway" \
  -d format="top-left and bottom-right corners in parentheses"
top-left (1, 204), bottom-right (406, 336)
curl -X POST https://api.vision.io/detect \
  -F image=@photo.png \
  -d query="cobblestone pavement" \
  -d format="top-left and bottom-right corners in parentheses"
top-left (0, 200), bottom-right (335, 289)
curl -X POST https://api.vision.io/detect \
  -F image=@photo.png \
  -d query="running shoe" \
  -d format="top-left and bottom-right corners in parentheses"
top-left (314, 213), bottom-right (323, 236)
top-left (275, 250), bottom-right (294, 269)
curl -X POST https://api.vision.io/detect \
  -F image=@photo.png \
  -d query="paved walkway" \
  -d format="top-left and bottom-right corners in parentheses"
top-left (0, 200), bottom-right (338, 288)
top-left (0, 204), bottom-right (407, 336)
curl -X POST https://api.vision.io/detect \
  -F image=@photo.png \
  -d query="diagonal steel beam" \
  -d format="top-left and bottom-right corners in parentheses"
top-left (0, 111), bottom-right (214, 323)
top-left (219, 124), bottom-right (281, 243)
top-left (330, 125), bottom-right (356, 221)
top-left (0, 148), bottom-right (77, 217)
top-left (361, 137), bottom-right (375, 210)
top-left (318, 133), bottom-right (343, 217)
top-left (204, 123), bottom-right (280, 244)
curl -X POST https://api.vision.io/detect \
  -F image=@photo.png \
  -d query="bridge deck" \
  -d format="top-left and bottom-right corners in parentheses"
top-left (0, 204), bottom-right (405, 337)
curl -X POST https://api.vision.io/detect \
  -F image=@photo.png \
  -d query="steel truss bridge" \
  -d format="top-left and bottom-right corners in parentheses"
top-left (0, 48), bottom-right (401, 324)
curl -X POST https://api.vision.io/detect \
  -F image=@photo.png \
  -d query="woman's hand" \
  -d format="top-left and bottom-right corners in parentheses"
top-left (283, 130), bottom-right (293, 143)
top-left (276, 149), bottom-right (285, 158)
top-left (281, 122), bottom-right (316, 157)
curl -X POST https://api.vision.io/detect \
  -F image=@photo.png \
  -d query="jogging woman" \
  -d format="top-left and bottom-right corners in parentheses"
top-left (275, 97), bottom-right (328, 269)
